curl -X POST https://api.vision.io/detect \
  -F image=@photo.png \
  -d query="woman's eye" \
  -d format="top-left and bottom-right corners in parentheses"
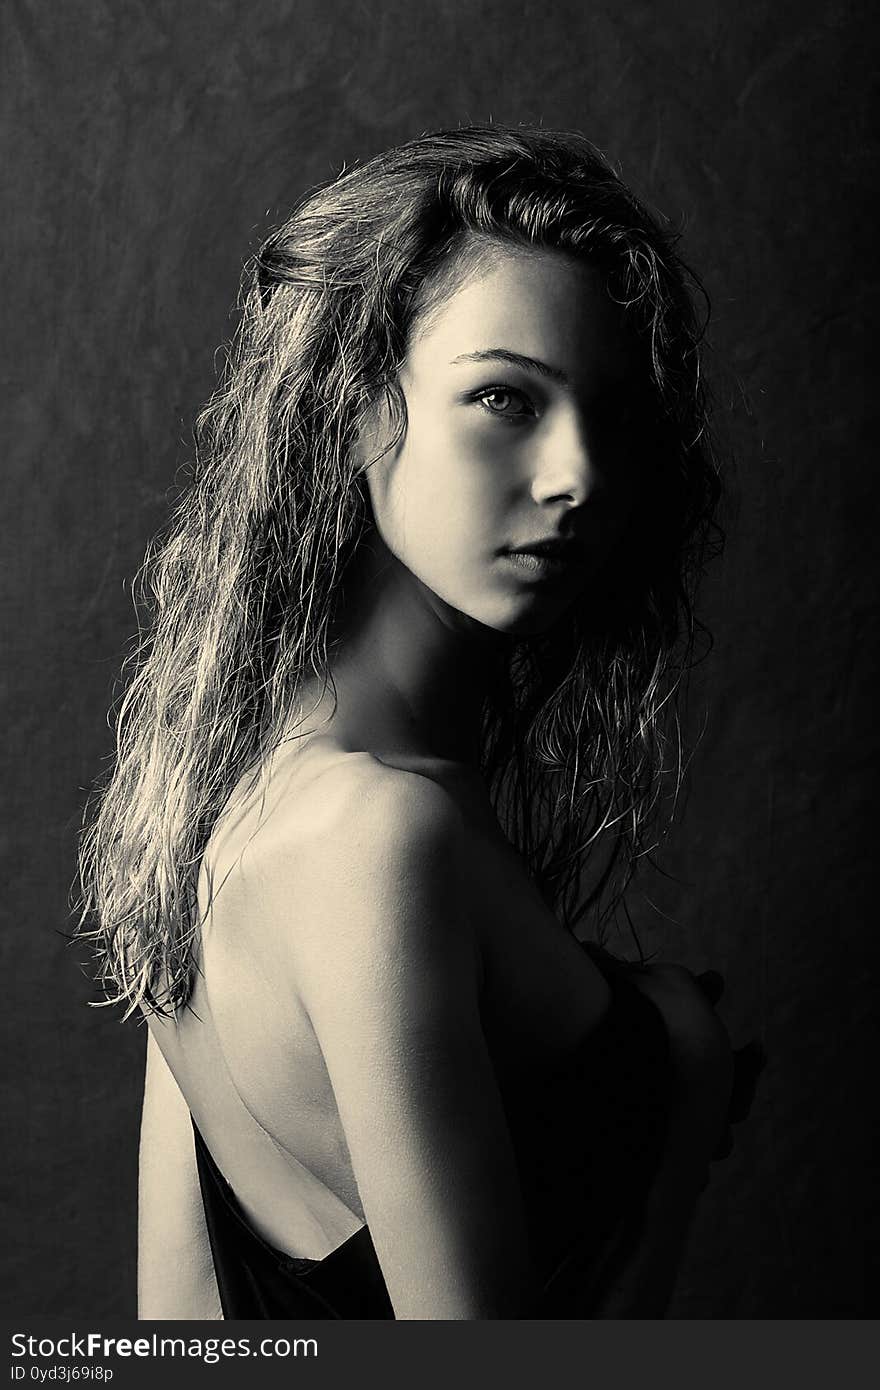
top-left (474, 387), bottom-right (534, 420)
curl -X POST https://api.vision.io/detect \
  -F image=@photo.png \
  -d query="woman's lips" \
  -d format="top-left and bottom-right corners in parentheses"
top-left (500, 547), bottom-right (585, 579)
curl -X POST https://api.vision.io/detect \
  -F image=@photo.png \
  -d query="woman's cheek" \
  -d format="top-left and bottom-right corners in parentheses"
top-left (408, 436), bottom-right (495, 540)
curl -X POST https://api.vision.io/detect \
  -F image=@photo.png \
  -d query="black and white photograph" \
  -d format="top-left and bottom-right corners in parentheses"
top-left (2, 0), bottom-right (875, 1362)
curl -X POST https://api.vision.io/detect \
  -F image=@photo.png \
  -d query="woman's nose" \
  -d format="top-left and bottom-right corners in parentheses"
top-left (529, 413), bottom-right (598, 509)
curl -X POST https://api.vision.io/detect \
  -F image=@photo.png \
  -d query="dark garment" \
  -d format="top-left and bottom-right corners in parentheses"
top-left (192, 941), bottom-right (672, 1319)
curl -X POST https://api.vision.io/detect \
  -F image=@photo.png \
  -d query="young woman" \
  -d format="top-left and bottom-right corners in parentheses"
top-left (79, 124), bottom-right (763, 1320)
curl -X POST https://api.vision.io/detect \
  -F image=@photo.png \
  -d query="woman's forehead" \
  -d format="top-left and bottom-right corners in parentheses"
top-left (406, 247), bottom-right (635, 386)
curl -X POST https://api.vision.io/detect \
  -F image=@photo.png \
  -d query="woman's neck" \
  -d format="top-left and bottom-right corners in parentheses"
top-left (302, 539), bottom-right (510, 767)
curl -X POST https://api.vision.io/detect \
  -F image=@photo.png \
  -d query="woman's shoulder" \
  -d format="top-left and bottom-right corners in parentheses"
top-left (220, 738), bottom-right (472, 940)
top-left (208, 737), bottom-right (461, 859)
top-left (235, 743), bottom-right (480, 1007)
top-left (250, 739), bottom-right (467, 863)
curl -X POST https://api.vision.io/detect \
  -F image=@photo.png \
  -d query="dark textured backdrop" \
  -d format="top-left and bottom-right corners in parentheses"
top-left (2, 0), bottom-right (876, 1317)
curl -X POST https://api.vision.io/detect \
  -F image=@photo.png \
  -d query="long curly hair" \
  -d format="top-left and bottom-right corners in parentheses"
top-left (77, 123), bottom-right (722, 1018)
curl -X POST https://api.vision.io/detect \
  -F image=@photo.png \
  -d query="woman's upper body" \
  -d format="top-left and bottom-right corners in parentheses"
top-left (81, 125), bottom-right (737, 1320)
top-left (140, 732), bottom-right (732, 1320)
top-left (141, 735), bottom-right (609, 1319)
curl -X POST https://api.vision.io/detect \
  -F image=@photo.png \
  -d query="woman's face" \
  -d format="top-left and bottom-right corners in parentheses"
top-left (363, 243), bottom-right (643, 636)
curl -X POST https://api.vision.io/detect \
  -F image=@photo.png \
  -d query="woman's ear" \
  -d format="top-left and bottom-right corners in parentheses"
top-left (353, 382), bottom-right (404, 478)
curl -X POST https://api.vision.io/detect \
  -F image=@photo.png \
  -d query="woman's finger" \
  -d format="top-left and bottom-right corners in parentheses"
top-left (708, 1041), bottom-right (767, 1162)
top-left (695, 969), bottom-right (725, 1007)
top-left (728, 1040), bottom-right (768, 1123)
top-left (710, 1125), bottom-right (734, 1160)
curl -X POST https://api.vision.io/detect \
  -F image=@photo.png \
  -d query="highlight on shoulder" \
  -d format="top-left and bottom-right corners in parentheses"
top-left (204, 741), bottom-right (476, 971)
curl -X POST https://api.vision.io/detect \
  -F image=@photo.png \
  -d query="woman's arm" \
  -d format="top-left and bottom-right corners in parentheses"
top-left (588, 1135), bottom-right (706, 1317)
top-left (138, 1027), bottom-right (223, 1320)
top-left (268, 765), bottom-right (536, 1320)
top-left (590, 965), bottom-right (737, 1317)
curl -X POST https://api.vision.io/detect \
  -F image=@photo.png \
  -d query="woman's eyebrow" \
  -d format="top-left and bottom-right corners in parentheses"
top-left (449, 348), bottom-right (570, 385)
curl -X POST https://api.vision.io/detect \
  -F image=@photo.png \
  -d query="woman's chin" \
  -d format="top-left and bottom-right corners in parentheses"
top-left (415, 574), bottom-right (582, 641)
top-left (466, 593), bottom-right (580, 639)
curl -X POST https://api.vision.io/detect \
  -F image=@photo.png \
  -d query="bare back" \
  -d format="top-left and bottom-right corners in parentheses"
top-left (146, 733), bottom-right (615, 1264)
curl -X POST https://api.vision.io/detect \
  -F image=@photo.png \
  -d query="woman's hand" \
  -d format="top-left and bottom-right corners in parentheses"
top-left (586, 962), bottom-right (747, 1316)
top-left (693, 970), bottom-right (767, 1166)
top-left (628, 963), bottom-right (766, 1194)
top-left (625, 963), bottom-right (736, 1198)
